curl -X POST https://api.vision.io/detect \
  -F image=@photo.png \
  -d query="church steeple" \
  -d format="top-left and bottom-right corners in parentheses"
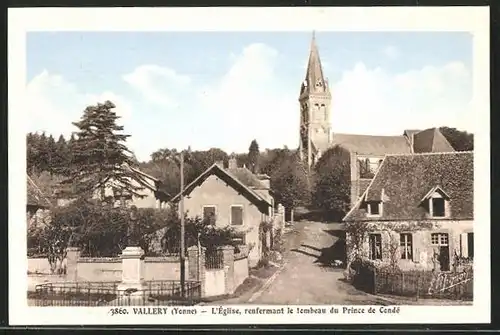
top-left (298, 32), bottom-right (332, 169)
top-left (301, 31), bottom-right (328, 96)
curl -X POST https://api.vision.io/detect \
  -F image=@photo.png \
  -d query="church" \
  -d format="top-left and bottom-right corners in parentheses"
top-left (298, 33), bottom-right (456, 206)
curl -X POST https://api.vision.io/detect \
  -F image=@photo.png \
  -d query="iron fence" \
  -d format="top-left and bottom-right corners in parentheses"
top-left (205, 249), bottom-right (224, 269)
top-left (30, 280), bottom-right (202, 307)
top-left (374, 268), bottom-right (473, 300)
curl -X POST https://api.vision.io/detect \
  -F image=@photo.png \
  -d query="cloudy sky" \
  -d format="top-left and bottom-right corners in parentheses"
top-left (26, 31), bottom-right (472, 162)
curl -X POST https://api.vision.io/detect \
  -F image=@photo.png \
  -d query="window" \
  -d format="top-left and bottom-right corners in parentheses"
top-left (431, 198), bottom-right (446, 217)
top-left (230, 205), bottom-right (243, 226)
top-left (400, 233), bottom-right (413, 260)
top-left (367, 202), bottom-right (381, 216)
top-left (460, 232), bottom-right (474, 259)
top-left (431, 233), bottom-right (449, 246)
top-left (203, 206), bottom-right (216, 224)
top-left (369, 234), bottom-right (382, 260)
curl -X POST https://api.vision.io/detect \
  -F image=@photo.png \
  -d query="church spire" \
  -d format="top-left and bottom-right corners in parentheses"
top-left (302, 31), bottom-right (327, 94)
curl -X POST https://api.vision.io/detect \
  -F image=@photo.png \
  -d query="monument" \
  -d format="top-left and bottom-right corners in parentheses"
top-left (117, 205), bottom-right (146, 296)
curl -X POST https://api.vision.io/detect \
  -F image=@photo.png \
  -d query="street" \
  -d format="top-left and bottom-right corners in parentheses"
top-left (248, 221), bottom-right (385, 305)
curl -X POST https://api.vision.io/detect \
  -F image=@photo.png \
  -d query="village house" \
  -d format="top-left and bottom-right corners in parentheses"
top-left (343, 151), bottom-right (473, 272)
top-left (27, 174), bottom-right (53, 228)
top-left (298, 33), bottom-right (456, 206)
top-left (55, 163), bottom-right (170, 209)
top-left (169, 157), bottom-right (276, 267)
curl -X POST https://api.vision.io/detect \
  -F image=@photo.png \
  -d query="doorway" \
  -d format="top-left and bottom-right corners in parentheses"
top-left (431, 232), bottom-right (450, 271)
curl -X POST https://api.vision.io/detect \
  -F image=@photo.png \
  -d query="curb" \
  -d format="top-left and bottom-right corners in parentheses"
top-left (247, 263), bottom-right (286, 303)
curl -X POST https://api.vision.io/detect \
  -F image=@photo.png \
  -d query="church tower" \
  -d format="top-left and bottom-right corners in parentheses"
top-left (298, 32), bottom-right (332, 169)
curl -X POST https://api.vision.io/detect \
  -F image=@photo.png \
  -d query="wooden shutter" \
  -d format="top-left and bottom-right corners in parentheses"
top-left (460, 233), bottom-right (468, 258)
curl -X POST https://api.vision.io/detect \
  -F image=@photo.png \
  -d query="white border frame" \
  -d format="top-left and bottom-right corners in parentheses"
top-left (9, 6), bottom-right (490, 326)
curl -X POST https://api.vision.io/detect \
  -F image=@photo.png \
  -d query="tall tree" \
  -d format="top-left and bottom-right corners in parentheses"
top-left (270, 153), bottom-right (310, 219)
top-left (312, 145), bottom-right (351, 221)
top-left (247, 139), bottom-right (260, 173)
top-left (439, 126), bottom-right (474, 151)
top-left (46, 135), bottom-right (57, 175)
top-left (63, 100), bottom-right (144, 200)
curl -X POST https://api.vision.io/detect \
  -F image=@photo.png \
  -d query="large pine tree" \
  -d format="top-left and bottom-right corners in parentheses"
top-left (64, 100), bottom-right (144, 200)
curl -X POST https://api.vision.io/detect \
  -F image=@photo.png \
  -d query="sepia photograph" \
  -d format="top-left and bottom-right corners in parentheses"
top-left (9, 7), bottom-right (489, 325)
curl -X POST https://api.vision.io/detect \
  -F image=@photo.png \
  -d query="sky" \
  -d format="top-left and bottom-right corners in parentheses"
top-left (26, 31), bottom-right (473, 162)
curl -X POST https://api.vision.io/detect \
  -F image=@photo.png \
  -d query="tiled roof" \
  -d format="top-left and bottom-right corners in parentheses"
top-left (330, 133), bottom-right (412, 156)
top-left (27, 175), bottom-right (52, 208)
top-left (170, 163), bottom-right (272, 207)
top-left (343, 152), bottom-right (473, 221)
top-left (412, 128), bottom-right (455, 153)
top-left (227, 167), bottom-right (267, 189)
top-left (358, 179), bottom-right (372, 196)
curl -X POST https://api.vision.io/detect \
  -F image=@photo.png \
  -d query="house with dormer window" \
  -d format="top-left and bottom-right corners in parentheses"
top-left (343, 151), bottom-right (473, 271)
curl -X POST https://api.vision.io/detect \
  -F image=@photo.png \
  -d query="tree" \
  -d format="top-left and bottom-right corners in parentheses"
top-left (313, 145), bottom-right (351, 221)
top-left (439, 126), bottom-right (474, 151)
top-left (160, 210), bottom-right (238, 254)
top-left (63, 100), bottom-right (144, 200)
top-left (270, 153), bottom-right (310, 220)
top-left (247, 139), bottom-right (260, 174)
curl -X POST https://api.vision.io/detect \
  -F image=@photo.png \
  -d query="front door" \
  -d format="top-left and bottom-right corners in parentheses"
top-left (438, 246), bottom-right (450, 271)
top-left (431, 232), bottom-right (450, 271)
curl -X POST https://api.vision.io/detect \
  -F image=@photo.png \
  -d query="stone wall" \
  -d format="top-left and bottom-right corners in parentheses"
top-left (28, 245), bottom-right (251, 298)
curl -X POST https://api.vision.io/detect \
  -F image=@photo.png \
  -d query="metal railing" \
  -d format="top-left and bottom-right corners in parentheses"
top-left (30, 280), bottom-right (202, 307)
top-left (205, 249), bottom-right (224, 269)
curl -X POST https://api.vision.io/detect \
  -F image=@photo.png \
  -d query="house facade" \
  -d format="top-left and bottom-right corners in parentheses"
top-left (27, 175), bottom-right (53, 228)
top-left (56, 164), bottom-right (170, 209)
top-left (298, 33), bottom-right (456, 207)
top-left (343, 151), bottom-right (473, 272)
top-left (170, 158), bottom-right (275, 267)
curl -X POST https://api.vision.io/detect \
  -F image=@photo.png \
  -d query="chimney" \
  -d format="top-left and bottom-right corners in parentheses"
top-left (228, 157), bottom-right (238, 170)
top-left (256, 174), bottom-right (270, 190)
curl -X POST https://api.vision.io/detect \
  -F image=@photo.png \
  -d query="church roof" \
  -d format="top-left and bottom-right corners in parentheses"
top-left (330, 133), bottom-right (412, 156)
top-left (301, 32), bottom-right (329, 96)
top-left (412, 127), bottom-right (455, 153)
top-left (343, 151), bottom-right (473, 222)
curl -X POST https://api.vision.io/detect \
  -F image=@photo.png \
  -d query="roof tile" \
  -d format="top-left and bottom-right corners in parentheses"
top-left (344, 152), bottom-right (473, 221)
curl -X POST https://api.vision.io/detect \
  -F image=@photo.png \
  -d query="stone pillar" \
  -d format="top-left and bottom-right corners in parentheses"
top-left (220, 245), bottom-right (235, 294)
top-left (117, 246), bottom-right (146, 295)
top-left (187, 246), bottom-right (206, 297)
top-left (65, 247), bottom-right (80, 282)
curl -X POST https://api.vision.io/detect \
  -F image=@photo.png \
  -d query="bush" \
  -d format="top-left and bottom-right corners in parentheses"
top-left (38, 198), bottom-right (171, 257)
top-left (160, 211), bottom-right (241, 254)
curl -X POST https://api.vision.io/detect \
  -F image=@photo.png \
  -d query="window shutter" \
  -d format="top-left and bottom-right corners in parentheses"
top-left (460, 233), bottom-right (468, 258)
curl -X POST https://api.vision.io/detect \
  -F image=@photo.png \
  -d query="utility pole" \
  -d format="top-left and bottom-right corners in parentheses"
top-left (179, 150), bottom-right (186, 298)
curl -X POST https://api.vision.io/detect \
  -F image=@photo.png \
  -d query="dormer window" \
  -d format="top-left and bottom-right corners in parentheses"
top-left (421, 186), bottom-right (450, 218)
top-left (367, 201), bottom-right (382, 217)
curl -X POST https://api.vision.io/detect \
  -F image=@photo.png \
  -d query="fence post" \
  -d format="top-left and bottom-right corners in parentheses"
top-left (188, 245), bottom-right (206, 298)
top-left (416, 273), bottom-right (420, 301)
top-left (65, 247), bottom-right (81, 282)
top-left (220, 245), bottom-right (235, 295)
